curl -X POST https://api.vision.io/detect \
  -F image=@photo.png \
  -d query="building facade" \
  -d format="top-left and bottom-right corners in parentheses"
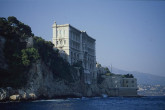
top-left (101, 74), bottom-right (138, 96)
top-left (52, 22), bottom-right (96, 84)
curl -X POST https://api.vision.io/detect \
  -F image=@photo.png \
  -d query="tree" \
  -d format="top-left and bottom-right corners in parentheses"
top-left (105, 67), bottom-right (110, 73)
top-left (8, 16), bottom-right (32, 37)
top-left (21, 48), bottom-right (40, 66)
top-left (123, 73), bottom-right (134, 78)
top-left (18, 23), bottom-right (32, 36)
top-left (8, 16), bottom-right (19, 25)
top-left (0, 17), bottom-right (11, 36)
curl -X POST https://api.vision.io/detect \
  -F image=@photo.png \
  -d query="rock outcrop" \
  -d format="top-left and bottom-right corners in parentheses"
top-left (0, 88), bottom-right (7, 100)
top-left (0, 35), bottom-right (85, 101)
top-left (24, 60), bottom-right (83, 99)
top-left (0, 59), bottom-right (85, 101)
top-left (9, 95), bottom-right (20, 101)
top-left (0, 57), bottom-right (102, 101)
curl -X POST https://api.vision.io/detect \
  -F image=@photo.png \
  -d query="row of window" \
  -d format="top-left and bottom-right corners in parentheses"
top-left (70, 31), bottom-right (80, 42)
top-left (87, 42), bottom-right (94, 49)
top-left (88, 48), bottom-right (95, 55)
top-left (83, 38), bottom-right (95, 48)
top-left (56, 40), bottom-right (66, 45)
top-left (70, 51), bottom-right (80, 64)
top-left (89, 63), bottom-right (94, 70)
top-left (71, 52), bottom-right (79, 59)
top-left (125, 80), bottom-right (135, 83)
top-left (70, 40), bottom-right (80, 50)
top-left (57, 29), bottom-right (65, 36)
top-left (83, 44), bottom-right (95, 53)
top-left (87, 57), bottom-right (95, 63)
top-left (125, 85), bottom-right (135, 87)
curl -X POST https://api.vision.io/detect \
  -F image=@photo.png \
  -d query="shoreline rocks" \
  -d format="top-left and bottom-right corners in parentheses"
top-left (9, 95), bottom-right (20, 101)
top-left (0, 88), bottom-right (7, 101)
top-left (0, 87), bottom-right (38, 102)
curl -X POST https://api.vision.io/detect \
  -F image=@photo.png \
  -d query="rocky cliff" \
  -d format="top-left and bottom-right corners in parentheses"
top-left (0, 58), bottom-right (100, 101)
top-left (0, 33), bottom-right (100, 101)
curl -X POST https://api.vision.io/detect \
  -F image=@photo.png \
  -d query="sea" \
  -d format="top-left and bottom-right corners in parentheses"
top-left (0, 96), bottom-right (165, 110)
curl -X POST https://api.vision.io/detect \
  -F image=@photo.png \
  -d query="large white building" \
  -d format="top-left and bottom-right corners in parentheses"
top-left (52, 22), bottom-right (96, 84)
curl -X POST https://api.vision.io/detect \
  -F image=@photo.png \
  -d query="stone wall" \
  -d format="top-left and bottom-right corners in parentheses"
top-left (119, 87), bottom-right (138, 96)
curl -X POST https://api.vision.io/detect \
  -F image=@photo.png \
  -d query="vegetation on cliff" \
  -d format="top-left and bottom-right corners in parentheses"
top-left (0, 16), bottom-right (77, 88)
top-left (33, 36), bottom-right (74, 81)
top-left (122, 74), bottom-right (134, 78)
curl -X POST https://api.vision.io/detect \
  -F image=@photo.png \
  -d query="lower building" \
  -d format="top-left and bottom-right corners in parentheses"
top-left (101, 74), bottom-right (138, 96)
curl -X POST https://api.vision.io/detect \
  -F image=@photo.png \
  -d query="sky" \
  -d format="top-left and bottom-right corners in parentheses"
top-left (0, 0), bottom-right (165, 76)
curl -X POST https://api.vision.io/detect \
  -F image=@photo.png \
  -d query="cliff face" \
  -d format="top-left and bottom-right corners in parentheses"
top-left (0, 59), bottom-right (83, 101)
top-left (24, 59), bottom-right (103, 99)
top-left (24, 60), bottom-right (83, 98)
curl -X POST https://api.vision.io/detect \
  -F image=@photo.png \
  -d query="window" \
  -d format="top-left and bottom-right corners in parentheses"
top-left (76, 35), bottom-right (77, 41)
top-left (60, 40), bottom-right (62, 44)
top-left (74, 53), bottom-right (76, 58)
top-left (71, 52), bottom-right (73, 57)
top-left (56, 32), bottom-right (58, 37)
top-left (72, 41), bottom-right (73, 47)
top-left (64, 30), bottom-right (65, 35)
top-left (71, 32), bottom-right (73, 39)
top-left (77, 54), bottom-right (79, 59)
top-left (56, 41), bottom-right (58, 45)
top-left (132, 80), bottom-right (134, 83)
top-left (64, 40), bottom-right (66, 44)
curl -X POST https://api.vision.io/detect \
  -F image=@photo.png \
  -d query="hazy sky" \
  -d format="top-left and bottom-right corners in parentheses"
top-left (1, 0), bottom-right (165, 76)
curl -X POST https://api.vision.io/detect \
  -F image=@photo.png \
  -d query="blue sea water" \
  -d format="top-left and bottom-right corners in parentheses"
top-left (0, 96), bottom-right (165, 110)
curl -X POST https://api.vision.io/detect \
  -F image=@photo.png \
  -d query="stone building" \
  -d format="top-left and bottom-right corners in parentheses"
top-left (122, 78), bottom-right (137, 87)
top-left (101, 74), bottom-right (138, 96)
top-left (52, 22), bottom-right (96, 84)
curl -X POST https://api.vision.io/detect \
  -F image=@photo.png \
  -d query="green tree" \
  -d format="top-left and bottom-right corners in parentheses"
top-left (105, 67), bottom-right (110, 73)
top-left (21, 48), bottom-right (40, 66)
top-left (123, 73), bottom-right (134, 78)
top-left (0, 17), bottom-right (11, 36)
